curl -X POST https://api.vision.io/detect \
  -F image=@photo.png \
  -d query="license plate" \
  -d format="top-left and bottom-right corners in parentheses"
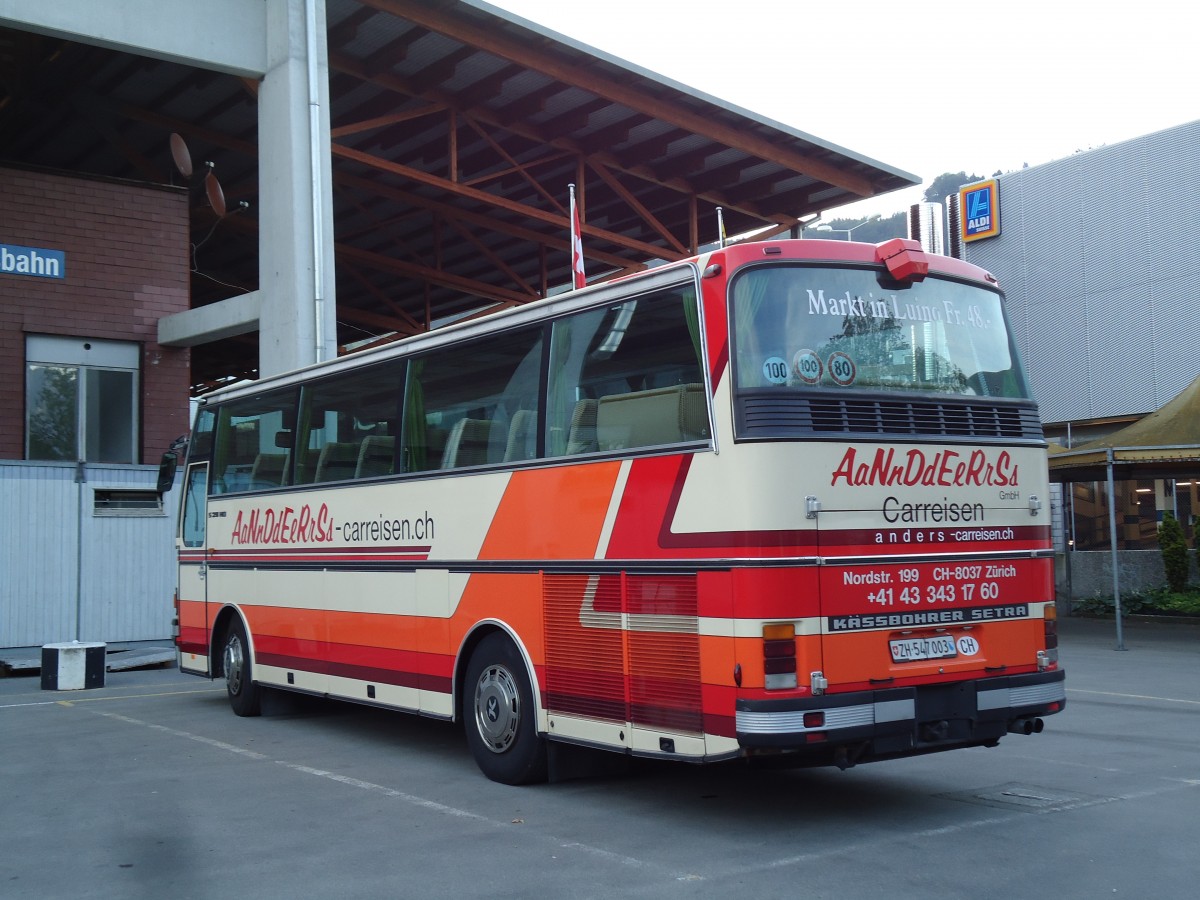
top-left (890, 635), bottom-right (958, 663)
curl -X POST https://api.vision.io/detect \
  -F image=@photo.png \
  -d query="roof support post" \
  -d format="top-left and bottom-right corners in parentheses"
top-left (1106, 449), bottom-right (1127, 651)
top-left (258, 0), bottom-right (337, 375)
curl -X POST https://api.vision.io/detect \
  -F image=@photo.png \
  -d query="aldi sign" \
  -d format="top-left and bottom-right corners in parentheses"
top-left (1, 242), bottom-right (66, 279)
top-left (959, 180), bottom-right (1000, 243)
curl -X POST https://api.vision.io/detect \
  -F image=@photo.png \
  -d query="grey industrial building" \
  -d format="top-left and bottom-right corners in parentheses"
top-left (960, 119), bottom-right (1200, 594)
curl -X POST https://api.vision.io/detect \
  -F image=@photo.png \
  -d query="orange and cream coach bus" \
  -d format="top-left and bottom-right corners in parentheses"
top-left (169, 236), bottom-right (1064, 784)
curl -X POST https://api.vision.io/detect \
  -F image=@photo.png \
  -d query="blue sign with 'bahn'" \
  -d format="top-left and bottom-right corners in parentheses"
top-left (1, 242), bottom-right (66, 279)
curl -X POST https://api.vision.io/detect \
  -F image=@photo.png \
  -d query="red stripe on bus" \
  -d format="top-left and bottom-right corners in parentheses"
top-left (606, 455), bottom-right (819, 558)
top-left (256, 651), bottom-right (453, 695)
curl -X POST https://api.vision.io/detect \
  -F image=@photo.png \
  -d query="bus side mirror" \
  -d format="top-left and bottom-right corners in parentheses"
top-left (157, 451), bottom-right (179, 495)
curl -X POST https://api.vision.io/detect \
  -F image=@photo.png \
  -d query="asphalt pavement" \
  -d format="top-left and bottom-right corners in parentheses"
top-left (2, 615), bottom-right (1197, 899)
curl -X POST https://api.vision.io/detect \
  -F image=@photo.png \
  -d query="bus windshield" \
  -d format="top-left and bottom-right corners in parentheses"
top-left (731, 264), bottom-right (1030, 399)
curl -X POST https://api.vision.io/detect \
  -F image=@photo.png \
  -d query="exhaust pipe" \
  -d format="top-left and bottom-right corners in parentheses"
top-left (1008, 717), bottom-right (1044, 735)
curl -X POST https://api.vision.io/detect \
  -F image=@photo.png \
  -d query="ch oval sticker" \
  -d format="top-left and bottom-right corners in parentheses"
top-left (957, 635), bottom-right (980, 656)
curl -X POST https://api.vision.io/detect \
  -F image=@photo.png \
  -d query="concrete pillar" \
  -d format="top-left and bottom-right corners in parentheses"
top-left (258, 0), bottom-right (337, 376)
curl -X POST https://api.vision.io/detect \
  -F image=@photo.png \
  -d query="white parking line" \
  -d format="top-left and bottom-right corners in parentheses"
top-left (88, 707), bottom-right (704, 883)
top-left (0, 686), bottom-right (220, 710)
top-left (1067, 688), bottom-right (1200, 706)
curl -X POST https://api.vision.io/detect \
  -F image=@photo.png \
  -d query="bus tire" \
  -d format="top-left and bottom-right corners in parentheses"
top-left (223, 616), bottom-right (262, 717)
top-left (463, 633), bottom-right (547, 785)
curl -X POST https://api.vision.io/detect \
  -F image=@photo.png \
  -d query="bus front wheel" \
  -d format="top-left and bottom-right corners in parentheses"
top-left (223, 617), bottom-right (262, 717)
top-left (463, 633), bottom-right (547, 785)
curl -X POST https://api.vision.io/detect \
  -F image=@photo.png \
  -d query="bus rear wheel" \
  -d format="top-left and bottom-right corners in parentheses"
top-left (223, 617), bottom-right (262, 717)
top-left (463, 633), bottom-right (547, 785)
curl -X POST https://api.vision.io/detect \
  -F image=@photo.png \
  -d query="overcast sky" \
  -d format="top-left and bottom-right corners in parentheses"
top-left (489, 0), bottom-right (1199, 221)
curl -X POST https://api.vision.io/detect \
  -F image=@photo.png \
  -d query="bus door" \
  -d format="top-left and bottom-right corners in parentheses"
top-left (177, 461), bottom-right (212, 676)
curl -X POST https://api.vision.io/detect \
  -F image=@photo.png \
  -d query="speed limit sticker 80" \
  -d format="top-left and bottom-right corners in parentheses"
top-left (827, 351), bottom-right (856, 386)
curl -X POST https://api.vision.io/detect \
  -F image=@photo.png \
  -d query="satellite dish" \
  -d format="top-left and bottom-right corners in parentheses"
top-left (205, 170), bottom-right (226, 217)
top-left (169, 133), bottom-right (193, 178)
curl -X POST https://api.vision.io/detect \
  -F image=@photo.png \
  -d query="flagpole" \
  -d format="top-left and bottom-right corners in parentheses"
top-left (569, 183), bottom-right (586, 289)
top-left (716, 206), bottom-right (727, 249)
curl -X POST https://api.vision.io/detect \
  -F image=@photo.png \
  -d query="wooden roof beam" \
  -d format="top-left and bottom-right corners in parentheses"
top-left (339, 265), bottom-right (424, 334)
top-left (462, 115), bottom-right (567, 214)
top-left (329, 50), bottom-right (768, 225)
top-left (336, 303), bottom-right (422, 339)
top-left (491, 80), bottom-right (566, 124)
top-left (454, 62), bottom-right (527, 106)
top-left (539, 97), bottom-right (608, 135)
top-left (331, 143), bottom-right (685, 262)
top-left (365, 0), bottom-right (877, 198)
top-left (331, 102), bottom-right (445, 139)
top-left (335, 239), bottom-right (535, 308)
top-left (327, 6), bottom-right (377, 48)
top-left (443, 217), bottom-right (539, 299)
top-left (460, 148), bottom-right (574, 190)
top-left (333, 171), bottom-right (641, 272)
top-left (588, 161), bottom-right (686, 255)
top-left (362, 22), bottom-right (426, 73)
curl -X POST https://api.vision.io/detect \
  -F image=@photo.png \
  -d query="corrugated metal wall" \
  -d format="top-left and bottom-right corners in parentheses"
top-left (964, 119), bottom-right (1200, 424)
top-left (0, 461), bottom-right (177, 648)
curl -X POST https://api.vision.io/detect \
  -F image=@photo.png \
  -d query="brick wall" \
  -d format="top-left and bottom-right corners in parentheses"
top-left (0, 166), bottom-right (190, 462)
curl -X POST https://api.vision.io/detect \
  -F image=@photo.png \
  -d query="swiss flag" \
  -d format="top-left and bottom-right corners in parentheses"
top-left (570, 184), bottom-right (586, 289)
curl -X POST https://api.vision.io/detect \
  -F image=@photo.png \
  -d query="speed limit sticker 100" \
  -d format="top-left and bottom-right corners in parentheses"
top-left (792, 349), bottom-right (822, 384)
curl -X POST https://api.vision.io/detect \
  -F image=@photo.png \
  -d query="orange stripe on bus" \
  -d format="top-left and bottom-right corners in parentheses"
top-left (244, 606), bottom-right (324, 641)
top-left (478, 462), bottom-right (622, 560)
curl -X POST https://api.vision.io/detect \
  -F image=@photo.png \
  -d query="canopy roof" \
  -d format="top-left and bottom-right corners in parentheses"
top-left (0, 0), bottom-right (918, 387)
top-left (1048, 373), bottom-right (1200, 481)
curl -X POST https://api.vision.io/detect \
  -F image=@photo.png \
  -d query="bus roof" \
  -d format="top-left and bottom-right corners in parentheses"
top-left (200, 239), bottom-right (999, 404)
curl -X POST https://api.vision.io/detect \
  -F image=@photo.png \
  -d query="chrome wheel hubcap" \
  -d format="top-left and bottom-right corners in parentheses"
top-left (224, 633), bottom-right (245, 696)
top-left (474, 664), bottom-right (519, 753)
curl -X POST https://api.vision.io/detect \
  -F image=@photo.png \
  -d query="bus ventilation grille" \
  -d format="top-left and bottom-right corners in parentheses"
top-left (738, 395), bottom-right (1044, 441)
top-left (542, 573), bottom-right (703, 734)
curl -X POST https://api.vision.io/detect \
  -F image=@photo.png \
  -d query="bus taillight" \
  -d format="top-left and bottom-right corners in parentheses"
top-left (172, 589), bottom-right (180, 643)
top-left (1040, 606), bottom-right (1058, 669)
top-left (763, 623), bottom-right (797, 690)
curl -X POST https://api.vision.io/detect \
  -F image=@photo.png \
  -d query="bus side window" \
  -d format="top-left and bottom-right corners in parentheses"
top-left (297, 361), bottom-right (403, 484)
top-left (402, 326), bottom-right (543, 472)
top-left (547, 285), bottom-right (706, 456)
top-left (189, 407), bottom-right (216, 461)
top-left (180, 463), bottom-right (208, 547)
top-left (211, 389), bottom-right (298, 492)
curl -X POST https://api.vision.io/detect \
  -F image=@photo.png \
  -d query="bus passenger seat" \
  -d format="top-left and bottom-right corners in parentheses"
top-left (441, 418), bottom-right (495, 468)
top-left (249, 452), bottom-right (289, 488)
top-left (314, 441), bottom-right (360, 482)
top-left (565, 399), bottom-right (597, 454)
top-left (596, 383), bottom-right (708, 450)
top-left (356, 435), bottom-right (395, 478)
top-left (503, 409), bottom-right (537, 462)
top-left (677, 383), bottom-right (709, 440)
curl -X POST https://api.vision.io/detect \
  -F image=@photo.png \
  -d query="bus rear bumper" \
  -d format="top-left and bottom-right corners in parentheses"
top-left (734, 669), bottom-right (1065, 762)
